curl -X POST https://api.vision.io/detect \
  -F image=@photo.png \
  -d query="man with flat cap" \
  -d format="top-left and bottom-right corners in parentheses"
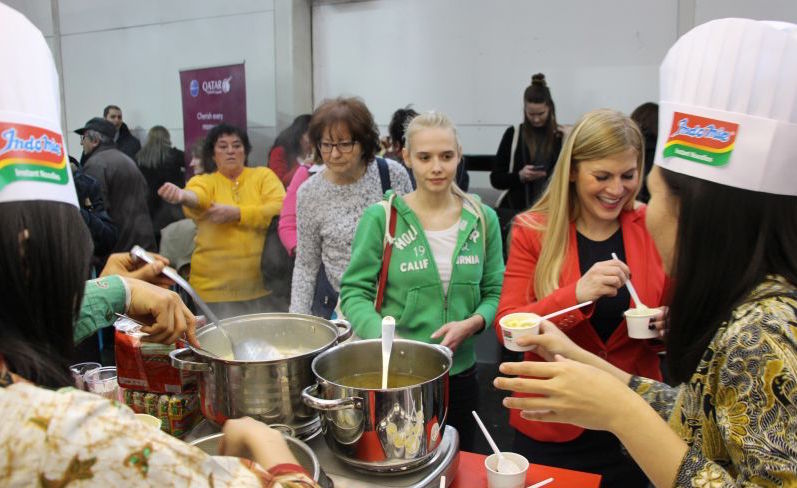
top-left (77, 117), bottom-right (156, 253)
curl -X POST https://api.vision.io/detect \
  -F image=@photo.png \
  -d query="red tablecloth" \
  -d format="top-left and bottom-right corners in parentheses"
top-left (451, 451), bottom-right (601, 488)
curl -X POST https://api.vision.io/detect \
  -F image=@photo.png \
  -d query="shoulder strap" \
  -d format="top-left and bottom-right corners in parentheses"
top-left (495, 126), bottom-right (522, 208)
top-left (376, 157), bottom-right (391, 193)
top-left (375, 193), bottom-right (398, 312)
top-left (509, 124), bottom-right (521, 173)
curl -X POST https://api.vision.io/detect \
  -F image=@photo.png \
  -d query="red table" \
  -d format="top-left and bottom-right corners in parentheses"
top-left (451, 451), bottom-right (601, 488)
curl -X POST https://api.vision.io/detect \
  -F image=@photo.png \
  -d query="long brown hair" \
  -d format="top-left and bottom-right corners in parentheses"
top-left (516, 109), bottom-right (643, 298)
top-left (522, 73), bottom-right (560, 163)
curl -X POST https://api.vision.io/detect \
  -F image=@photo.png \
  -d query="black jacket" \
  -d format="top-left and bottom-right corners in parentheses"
top-left (72, 164), bottom-right (118, 258)
top-left (491, 125), bottom-right (562, 211)
top-left (137, 147), bottom-right (186, 237)
top-left (83, 144), bottom-right (156, 252)
top-left (116, 123), bottom-right (141, 161)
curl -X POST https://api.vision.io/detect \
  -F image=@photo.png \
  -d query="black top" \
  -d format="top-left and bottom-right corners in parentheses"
top-left (577, 228), bottom-right (630, 343)
top-left (491, 124), bottom-right (563, 211)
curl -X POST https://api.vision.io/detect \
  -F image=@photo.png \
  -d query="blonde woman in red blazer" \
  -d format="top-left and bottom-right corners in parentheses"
top-left (496, 109), bottom-right (666, 487)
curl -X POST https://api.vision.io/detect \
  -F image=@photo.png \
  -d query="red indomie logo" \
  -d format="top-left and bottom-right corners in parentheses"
top-left (0, 121), bottom-right (68, 188)
top-left (663, 112), bottom-right (739, 166)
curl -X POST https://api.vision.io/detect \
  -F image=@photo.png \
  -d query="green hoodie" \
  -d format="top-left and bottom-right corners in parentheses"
top-left (340, 190), bottom-right (505, 375)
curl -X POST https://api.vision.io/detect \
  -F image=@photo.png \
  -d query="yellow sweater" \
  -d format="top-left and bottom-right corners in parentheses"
top-left (184, 167), bottom-right (285, 302)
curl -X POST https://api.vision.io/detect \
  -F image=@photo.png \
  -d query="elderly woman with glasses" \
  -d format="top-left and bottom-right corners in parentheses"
top-left (159, 124), bottom-right (285, 318)
top-left (289, 97), bottom-right (413, 317)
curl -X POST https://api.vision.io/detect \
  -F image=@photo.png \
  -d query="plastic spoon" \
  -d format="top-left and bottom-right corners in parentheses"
top-left (381, 316), bottom-right (396, 389)
top-left (439, 475), bottom-right (446, 488)
top-left (527, 478), bottom-right (554, 488)
top-left (540, 301), bottom-right (593, 321)
top-left (472, 410), bottom-right (518, 474)
top-left (611, 252), bottom-right (647, 309)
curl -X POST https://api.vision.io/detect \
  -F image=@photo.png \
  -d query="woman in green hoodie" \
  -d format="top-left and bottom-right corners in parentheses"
top-left (340, 111), bottom-right (505, 451)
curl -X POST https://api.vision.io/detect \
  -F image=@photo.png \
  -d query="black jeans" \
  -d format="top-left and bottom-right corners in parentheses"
top-left (513, 429), bottom-right (649, 487)
top-left (446, 365), bottom-right (479, 452)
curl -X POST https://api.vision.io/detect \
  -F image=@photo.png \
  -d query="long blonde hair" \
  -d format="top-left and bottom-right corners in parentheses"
top-left (517, 108), bottom-right (643, 298)
top-left (404, 111), bottom-right (486, 243)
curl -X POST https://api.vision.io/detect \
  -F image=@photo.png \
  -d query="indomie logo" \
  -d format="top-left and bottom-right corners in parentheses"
top-left (663, 112), bottom-right (739, 167)
top-left (0, 128), bottom-right (63, 158)
top-left (0, 121), bottom-right (68, 188)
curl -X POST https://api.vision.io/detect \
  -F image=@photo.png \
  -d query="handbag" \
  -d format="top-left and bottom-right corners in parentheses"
top-left (260, 217), bottom-right (293, 309)
top-left (494, 124), bottom-right (521, 209)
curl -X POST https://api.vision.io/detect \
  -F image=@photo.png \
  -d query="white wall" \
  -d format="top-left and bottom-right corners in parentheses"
top-left (311, 0), bottom-right (797, 154)
top-left (311, 0), bottom-right (797, 198)
top-left (4, 0), bottom-right (278, 164)
top-left (312, 0), bottom-right (677, 155)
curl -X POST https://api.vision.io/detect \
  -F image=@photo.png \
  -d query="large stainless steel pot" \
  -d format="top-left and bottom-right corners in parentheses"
top-left (170, 313), bottom-right (351, 432)
top-left (302, 339), bottom-right (451, 473)
top-left (190, 433), bottom-right (321, 481)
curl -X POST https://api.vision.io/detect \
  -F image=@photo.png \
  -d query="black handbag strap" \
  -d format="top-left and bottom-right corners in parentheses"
top-left (376, 157), bottom-right (391, 193)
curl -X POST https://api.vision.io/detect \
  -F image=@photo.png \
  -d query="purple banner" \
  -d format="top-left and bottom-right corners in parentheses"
top-left (179, 63), bottom-right (247, 174)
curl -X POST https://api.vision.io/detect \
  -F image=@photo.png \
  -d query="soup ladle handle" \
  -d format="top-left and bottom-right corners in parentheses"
top-left (301, 384), bottom-right (363, 411)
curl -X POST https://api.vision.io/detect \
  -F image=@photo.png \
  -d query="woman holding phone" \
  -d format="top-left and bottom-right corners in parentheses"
top-left (491, 74), bottom-right (564, 248)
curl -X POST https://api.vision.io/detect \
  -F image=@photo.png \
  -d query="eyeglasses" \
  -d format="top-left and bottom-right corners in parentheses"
top-left (318, 140), bottom-right (356, 154)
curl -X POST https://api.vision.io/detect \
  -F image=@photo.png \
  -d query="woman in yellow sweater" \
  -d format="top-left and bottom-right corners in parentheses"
top-left (159, 124), bottom-right (285, 318)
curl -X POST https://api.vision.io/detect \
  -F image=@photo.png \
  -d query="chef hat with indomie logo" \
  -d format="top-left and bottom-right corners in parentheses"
top-left (654, 18), bottom-right (797, 196)
top-left (0, 3), bottom-right (78, 207)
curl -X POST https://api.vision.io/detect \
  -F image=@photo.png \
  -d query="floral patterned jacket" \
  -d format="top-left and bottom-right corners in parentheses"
top-left (0, 379), bottom-right (319, 487)
top-left (630, 275), bottom-right (797, 487)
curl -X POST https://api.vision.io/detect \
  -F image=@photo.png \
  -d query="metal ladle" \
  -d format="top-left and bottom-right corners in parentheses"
top-left (129, 246), bottom-right (278, 361)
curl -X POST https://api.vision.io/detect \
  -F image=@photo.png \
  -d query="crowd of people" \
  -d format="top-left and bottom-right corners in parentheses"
top-left (0, 3), bottom-right (795, 486)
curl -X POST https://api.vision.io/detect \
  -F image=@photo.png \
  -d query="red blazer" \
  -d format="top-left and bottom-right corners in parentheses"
top-left (496, 207), bottom-right (666, 442)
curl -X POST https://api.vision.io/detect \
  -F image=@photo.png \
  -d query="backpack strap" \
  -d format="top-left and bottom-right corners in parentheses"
top-left (375, 193), bottom-right (398, 312)
top-left (376, 157), bottom-right (392, 193)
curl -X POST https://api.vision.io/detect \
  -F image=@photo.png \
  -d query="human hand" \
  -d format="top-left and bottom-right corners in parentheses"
top-left (575, 258), bottom-right (631, 303)
top-left (125, 277), bottom-right (198, 347)
top-left (430, 316), bottom-right (484, 351)
top-left (219, 417), bottom-right (298, 468)
top-left (100, 252), bottom-right (173, 288)
top-left (158, 182), bottom-right (185, 204)
top-left (650, 306), bottom-right (668, 338)
top-left (515, 320), bottom-right (587, 362)
top-left (519, 165), bottom-right (546, 183)
top-left (494, 355), bottom-right (642, 432)
top-left (205, 203), bottom-right (240, 224)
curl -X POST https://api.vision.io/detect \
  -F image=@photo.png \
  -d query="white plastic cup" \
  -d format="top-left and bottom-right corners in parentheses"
top-left (135, 413), bottom-right (162, 430)
top-left (83, 366), bottom-right (120, 401)
top-left (485, 452), bottom-right (529, 488)
top-left (499, 313), bottom-right (541, 351)
top-left (624, 308), bottom-right (659, 339)
top-left (69, 362), bottom-right (101, 391)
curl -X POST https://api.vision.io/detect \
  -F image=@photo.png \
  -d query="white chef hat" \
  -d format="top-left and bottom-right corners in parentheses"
top-left (654, 18), bottom-right (797, 196)
top-left (0, 3), bottom-right (78, 207)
